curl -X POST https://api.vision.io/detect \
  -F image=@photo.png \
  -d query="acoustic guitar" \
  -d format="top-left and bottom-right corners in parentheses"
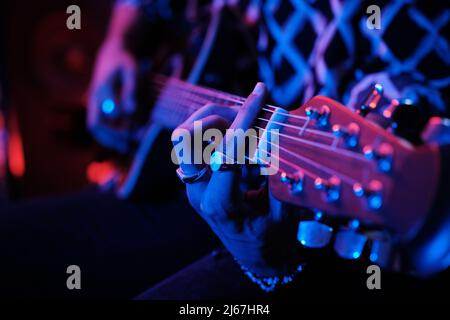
top-left (102, 74), bottom-right (450, 269)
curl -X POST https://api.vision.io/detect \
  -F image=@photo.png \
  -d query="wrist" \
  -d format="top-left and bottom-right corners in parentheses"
top-left (106, 1), bottom-right (140, 42)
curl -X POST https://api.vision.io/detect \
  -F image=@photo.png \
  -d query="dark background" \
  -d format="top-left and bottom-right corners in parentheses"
top-left (2, 0), bottom-right (113, 200)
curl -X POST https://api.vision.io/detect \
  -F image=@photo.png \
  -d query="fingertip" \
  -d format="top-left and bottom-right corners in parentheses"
top-left (252, 82), bottom-right (266, 96)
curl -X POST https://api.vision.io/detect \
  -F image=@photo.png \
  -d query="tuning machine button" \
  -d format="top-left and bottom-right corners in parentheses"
top-left (366, 231), bottom-right (392, 268)
top-left (357, 83), bottom-right (383, 117)
top-left (314, 176), bottom-right (341, 203)
top-left (381, 98), bottom-right (400, 120)
top-left (280, 171), bottom-right (304, 194)
top-left (363, 143), bottom-right (393, 173)
top-left (334, 220), bottom-right (368, 260)
top-left (353, 180), bottom-right (383, 211)
top-left (332, 123), bottom-right (360, 148)
top-left (297, 210), bottom-right (333, 248)
top-left (305, 105), bottom-right (330, 128)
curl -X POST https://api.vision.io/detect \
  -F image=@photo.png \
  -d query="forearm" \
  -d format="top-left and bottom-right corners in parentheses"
top-left (105, 1), bottom-right (141, 44)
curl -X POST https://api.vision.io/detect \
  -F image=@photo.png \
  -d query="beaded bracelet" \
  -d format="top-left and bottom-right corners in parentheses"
top-left (238, 262), bottom-right (304, 292)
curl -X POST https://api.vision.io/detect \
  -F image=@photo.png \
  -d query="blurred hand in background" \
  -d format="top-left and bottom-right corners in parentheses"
top-left (87, 2), bottom-right (139, 152)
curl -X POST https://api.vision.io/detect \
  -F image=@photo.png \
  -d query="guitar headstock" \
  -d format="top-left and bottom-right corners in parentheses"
top-left (268, 96), bottom-right (440, 242)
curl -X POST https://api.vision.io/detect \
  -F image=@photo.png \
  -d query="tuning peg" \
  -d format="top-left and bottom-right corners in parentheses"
top-left (356, 84), bottom-right (384, 117)
top-left (314, 176), bottom-right (341, 202)
top-left (305, 105), bottom-right (330, 128)
top-left (334, 219), bottom-right (368, 259)
top-left (363, 143), bottom-right (393, 173)
top-left (366, 231), bottom-right (392, 268)
top-left (352, 180), bottom-right (383, 211)
top-left (297, 210), bottom-right (333, 248)
top-left (381, 98), bottom-right (401, 120)
top-left (332, 123), bottom-right (360, 148)
top-left (280, 171), bottom-right (304, 194)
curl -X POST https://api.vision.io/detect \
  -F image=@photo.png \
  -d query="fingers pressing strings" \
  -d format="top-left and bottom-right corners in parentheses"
top-left (202, 83), bottom-right (267, 219)
top-left (172, 104), bottom-right (240, 212)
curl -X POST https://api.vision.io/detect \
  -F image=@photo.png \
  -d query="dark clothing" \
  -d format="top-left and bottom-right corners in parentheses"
top-left (137, 249), bottom-right (449, 300)
top-left (136, 0), bottom-right (449, 115)
top-left (0, 189), bottom-right (218, 299)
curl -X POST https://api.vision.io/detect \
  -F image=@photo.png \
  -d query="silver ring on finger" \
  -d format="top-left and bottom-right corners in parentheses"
top-left (176, 166), bottom-right (210, 184)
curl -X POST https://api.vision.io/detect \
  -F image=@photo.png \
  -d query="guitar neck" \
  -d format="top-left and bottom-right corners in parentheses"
top-left (149, 75), bottom-right (260, 129)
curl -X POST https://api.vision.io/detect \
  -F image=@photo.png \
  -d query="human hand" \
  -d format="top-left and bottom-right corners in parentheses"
top-left (87, 38), bottom-right (138, 152)
top-left (172, 83), bottom-right (301, 277)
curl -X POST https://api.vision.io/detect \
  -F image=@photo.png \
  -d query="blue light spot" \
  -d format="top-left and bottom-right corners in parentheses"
top-left (368, 195), bottom-right (383, 210)
top-left (374, 84), bottom-right (383, 94)
top-left (379, 159), bottom-right (391, 172)
top-left (402, 98), bottom-right (414, 105)
top-left (101, 99), bottom-right (115, 114)
top-left (328, 189), bottom-right (340, 202)
top-left (370, 253), bottom-right (378, 262)
top-left (352, 251), bottom-right (361, 259)
top-left (353, 185), bottom-right (364, 197)
top-left (209, 151), bottom-right (224, 172)
top-left (314, 210), bottom-right (323, 220)
top-left (350, 219), bottom-right (360, 229)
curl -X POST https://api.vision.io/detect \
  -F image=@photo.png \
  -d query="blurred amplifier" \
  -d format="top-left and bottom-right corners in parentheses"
top-left (4, 0), bottom-right (114, 197)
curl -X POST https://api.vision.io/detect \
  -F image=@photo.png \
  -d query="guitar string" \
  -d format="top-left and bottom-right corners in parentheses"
top-left (250, 147), bottom-right (318, 181)
top-left (150, 79), bottom-right (336, 126)
top-left (151, 90), bottom-right (339, 148)
top-left (148, 86), bottom-right (328, 135)
top-left (152, 79), bottom-right (318, 125)
top-left (228, 135), bottom-right (320, 181)
top-left (150, 80), bottom-right (320, 124)
top-left (150, 77), bottom-right (376, 219)
top-left (237, 152), bottom-right (364, 222)
top-left (149, 85), bottom-right (328, 137)
top-left (152, 75), bottom-right (250, 104)
top-left (249, 134), bottom-right (359, 185)
top-left (148, 90), bottom-right (341, 147)
top-left (149, 78), bottom-right (303, 116)
top-left (150, 78), bottom-right (247, 106)
top-left (146, 79), bottom-right (370, 161)
top-left (256, 117), bottom-right (335, 138)
top-left (251, 151), bottom-right (371, 224)
top-left (253, 125), bottom-right (369, 162)
top-left (148, 89), bottom-right (307, 129)
top-left (149, 81), bottom-right (259, 114)
top-left (146, 89), bottom-right (370, 162)
top-left (148, 88), bottom-right (365, 154)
